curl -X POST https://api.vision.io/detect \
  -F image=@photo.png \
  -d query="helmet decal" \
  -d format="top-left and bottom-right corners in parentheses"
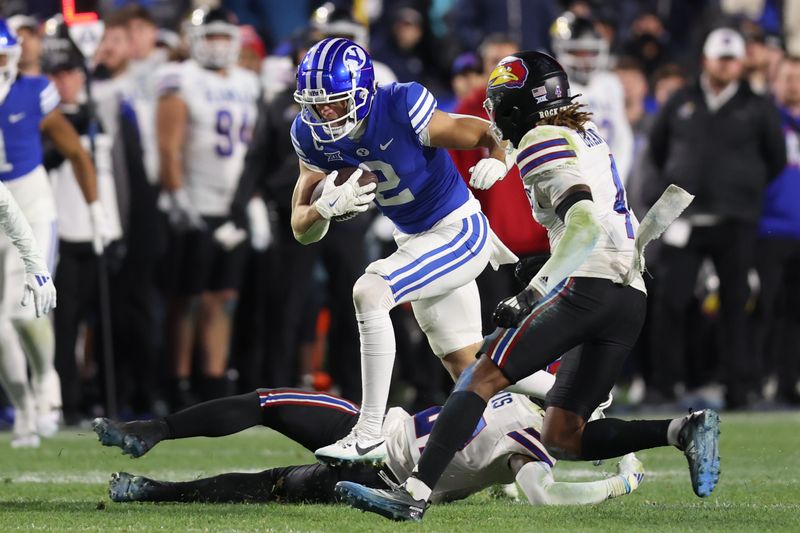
top-left (343, 45), bottom-right (367, 72)
top-left (488, 57), bottom-right (529, 89)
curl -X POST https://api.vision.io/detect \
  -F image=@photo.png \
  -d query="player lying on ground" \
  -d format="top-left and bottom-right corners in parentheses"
top-left (335, 51), bottom-right (720, 522)
top-left (290, 37), bottom-right (562, 465)
top-left (93, 389), bottom-right (644, 506)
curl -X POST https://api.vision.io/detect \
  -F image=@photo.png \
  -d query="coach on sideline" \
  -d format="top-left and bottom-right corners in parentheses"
top-left (647, 27), bottom-right (786, 410)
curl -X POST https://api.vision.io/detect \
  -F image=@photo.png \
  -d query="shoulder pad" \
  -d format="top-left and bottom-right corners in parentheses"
top-left (515, 125), bottom-right (578, 179)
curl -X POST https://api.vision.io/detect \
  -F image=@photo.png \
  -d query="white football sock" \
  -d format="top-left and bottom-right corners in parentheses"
top-left (354, 309), bottom-right (396, 440)
top-left (14, 317), bottom-right (61, 410)
top-left (405, 475), bottom-right (432, 502)
top-left (505, 370), bottom-right (556, 400)
top-left (0, 320), bottom-right (37, 435)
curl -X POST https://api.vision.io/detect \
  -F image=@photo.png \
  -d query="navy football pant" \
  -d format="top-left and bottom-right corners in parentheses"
top-left (143, 389), bottom-right (388, 503)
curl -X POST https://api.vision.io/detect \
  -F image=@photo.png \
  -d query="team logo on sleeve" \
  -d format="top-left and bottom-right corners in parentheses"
top-left (488, 57), bottom-right (529, 89)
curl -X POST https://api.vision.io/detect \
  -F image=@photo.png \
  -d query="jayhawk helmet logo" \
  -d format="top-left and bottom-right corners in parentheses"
top-left (488, 57), bottom-right (529, 89)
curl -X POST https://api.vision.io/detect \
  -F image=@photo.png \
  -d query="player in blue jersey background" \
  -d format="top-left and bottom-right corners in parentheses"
top-left (290, 38), bottom-right (558, 464)
top-left (0, 18), bottom-right (108, 448)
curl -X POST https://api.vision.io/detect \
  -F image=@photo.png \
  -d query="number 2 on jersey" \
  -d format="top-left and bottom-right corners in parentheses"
top-left (361, 160), bottom-right (415, 207)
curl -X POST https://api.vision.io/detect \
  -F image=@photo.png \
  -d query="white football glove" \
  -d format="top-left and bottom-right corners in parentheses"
top-left (161, 188), bottom-right (206, 231)
top-left (88, 201), bottom-right (114, 255)
top-left (314, 169), bottom-right (376, 221)
top-left (22, 270), bottom-right (57, 317)
top-left (246, 196), bottom-right (272, 251)
top-left (469, 157), bottom-right (508, 190)
top-left (212, 221), bottom-right (248, 251)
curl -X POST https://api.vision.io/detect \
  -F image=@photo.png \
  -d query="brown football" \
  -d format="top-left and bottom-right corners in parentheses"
top-left (310, 167), bottom-right (379, 221)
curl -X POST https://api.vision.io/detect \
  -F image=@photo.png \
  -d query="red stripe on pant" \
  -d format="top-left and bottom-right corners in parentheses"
top-left (494, 278), bottom-right (575, 369)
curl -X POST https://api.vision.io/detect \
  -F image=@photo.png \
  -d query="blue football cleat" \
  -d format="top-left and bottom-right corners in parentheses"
top-left (678, 409), bottom-right (721, 497)
top-left (335, 481), bottom-right (427, 522)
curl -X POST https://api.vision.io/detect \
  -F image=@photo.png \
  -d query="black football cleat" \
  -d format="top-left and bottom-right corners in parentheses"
top-left (677, 409), bottom-right (721, 497)
top-left (108, 472), bottom-right (158, 502)
top-left (335, 481), bottom-right (427, 522)
top-left (92, 418), bottom-right (167, 458)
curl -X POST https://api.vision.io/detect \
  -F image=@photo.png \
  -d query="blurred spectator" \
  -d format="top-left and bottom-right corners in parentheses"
top-left (627, 62), bottom-right (687, 216)
top-left (621, 11), bottom-right (671, 78)
top-left (743, 23), bottom-right (785, 95)
top-left (94, 10), bottom-right (167, 416)
top-left (452, 0), bottom-right (557, 54)
top-left (450, 52), bottom-right (483, 100)
top-left (755, 55), bottom-right (800, 405)
top-left (157, 7), bottom-right (260, 405)
top-left (370, 5), bottom-right (449, 95)
top-left (615, 57), bottom-right (649, 128)
top-left (119, 5), bottom-right (167, 186)
top-left (652, 63), bottom-right (689, 107)
top-left (8, 15), bottom-right (42, 75)
top-left (647, 28), bottom-right (786, 409)
top-left (94, 16), bottom-right (131, 79)
top-left (102, 0), bottom-right (190, 31)
top-left (551, 11), bottom-right (635, 183)
top-left (238, 25), bottom-right (266, 74)
top-left (44, 55), bottom-right (123, 423)
top-left (448, 34), bottom-right (550, 332)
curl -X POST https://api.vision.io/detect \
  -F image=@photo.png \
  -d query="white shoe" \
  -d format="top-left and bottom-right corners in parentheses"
top-left (615, 453), bottom-right (645, 494)
top-left (37, 408), bottom-right (62, 438)
top-left (315, 429), bottom-right (387, 465)
top-left (11, 433), bottom-right (41, 449)
top-left (12, 401), bottom-right (39, 448)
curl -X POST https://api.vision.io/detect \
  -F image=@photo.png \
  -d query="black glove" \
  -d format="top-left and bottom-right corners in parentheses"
top-left (492, 287), bottom-right (540, 328)
top-left (514, 254), bottom-right (551, 287)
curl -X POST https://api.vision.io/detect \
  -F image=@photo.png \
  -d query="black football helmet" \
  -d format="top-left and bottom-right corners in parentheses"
top-left (483, 51), bottom-right (576, 148)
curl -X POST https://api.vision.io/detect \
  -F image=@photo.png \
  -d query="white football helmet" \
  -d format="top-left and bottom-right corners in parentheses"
top-left (185, 7), bottom-right (240, 70)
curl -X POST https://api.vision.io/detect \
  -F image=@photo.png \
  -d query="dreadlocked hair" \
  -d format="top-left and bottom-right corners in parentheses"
top-left (535, 103), bottom-right (593, 133)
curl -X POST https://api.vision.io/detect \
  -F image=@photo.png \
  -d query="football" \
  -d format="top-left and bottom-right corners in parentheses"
top-left (310, 167), bottom-right (379, 221)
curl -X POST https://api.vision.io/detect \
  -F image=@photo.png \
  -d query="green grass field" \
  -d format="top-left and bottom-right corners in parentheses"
top-left (1, 411), bottom-right (798, 532)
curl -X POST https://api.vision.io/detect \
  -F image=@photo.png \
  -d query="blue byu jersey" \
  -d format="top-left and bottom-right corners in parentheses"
top-left (0, 76), bottom-right (60, 181)
top-left (291, 82), bottom-right (469, 234)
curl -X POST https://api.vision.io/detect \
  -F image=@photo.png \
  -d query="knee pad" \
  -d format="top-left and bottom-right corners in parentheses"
top-left (352, 273), bottom-right (395, 315)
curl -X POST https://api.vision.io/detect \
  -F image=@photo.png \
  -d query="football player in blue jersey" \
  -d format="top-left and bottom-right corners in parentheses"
top-left (0, 18), bottom-right (106, 447)
top-left (290, 38), bottom-right (560, 465)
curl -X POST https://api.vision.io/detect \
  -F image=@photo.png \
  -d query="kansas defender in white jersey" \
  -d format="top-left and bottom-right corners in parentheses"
top-left (92, 388), bottom-right (644, 506)
top-left (157, 7), bottom-right (260, 404)
top-left (0, 18), bottom-right (104, 447)
top-left (337, 52), bottom-right (721, 522)
top-left (550, 12), bottom-right (634, 183)
top-left (290, 38), bottom-right (564, 465)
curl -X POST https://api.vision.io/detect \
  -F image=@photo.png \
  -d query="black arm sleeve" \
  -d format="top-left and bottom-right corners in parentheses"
top-left (554, 189), bottom-right (593, 222)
